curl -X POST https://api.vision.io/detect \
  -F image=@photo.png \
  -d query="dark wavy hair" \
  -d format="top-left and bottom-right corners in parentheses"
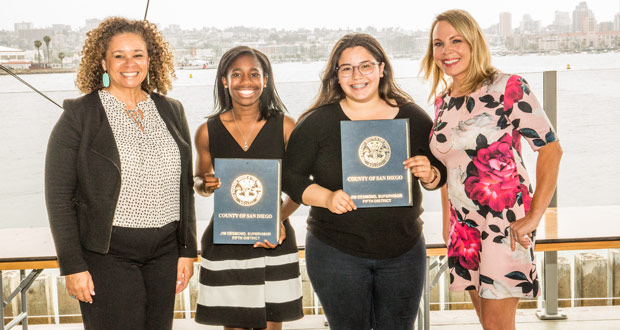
top-left (300, 33), bottom-right (413, 121)
top-left (75, 16), bottom-right (175, 95)
top-left (212, 46), bottom-right (287, 120)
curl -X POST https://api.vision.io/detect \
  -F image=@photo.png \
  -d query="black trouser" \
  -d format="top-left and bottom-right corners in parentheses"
top-left (80, 221), bottom-right (179, 330)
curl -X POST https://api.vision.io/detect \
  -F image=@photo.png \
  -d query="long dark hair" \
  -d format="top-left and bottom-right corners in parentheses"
top-left (300, 33), bottom-right (412, 121)
top-left (212, 46), bottom-right (286, 120)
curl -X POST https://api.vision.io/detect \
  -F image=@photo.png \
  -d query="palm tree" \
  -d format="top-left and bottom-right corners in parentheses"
top-left (34, 40), bottom-right (42, 65)
top-left (43, 35), bottom-right (51, 67)
top-left (58, 52), bottom-right (65, 69)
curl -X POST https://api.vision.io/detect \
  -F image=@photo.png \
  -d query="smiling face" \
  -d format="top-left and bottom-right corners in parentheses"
top-left (337, 46), bottom-right (384, 104)
top-left (222, 54), bottom-right (267, 110)
top-left (101, 32), bottom-right (149, 92)
top-left (432, 20), bottom-right (472, 91)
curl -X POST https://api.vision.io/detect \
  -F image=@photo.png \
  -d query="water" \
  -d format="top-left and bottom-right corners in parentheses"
top-left (1, 52), bottom-right (620, 228)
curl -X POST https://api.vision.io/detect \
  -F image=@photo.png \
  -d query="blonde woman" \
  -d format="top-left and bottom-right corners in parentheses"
top-left (420, 9), bottom-right (562, 330)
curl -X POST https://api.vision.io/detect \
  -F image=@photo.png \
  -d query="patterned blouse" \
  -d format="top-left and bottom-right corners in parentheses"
top-left (99, 90), bottom-right (181, 228)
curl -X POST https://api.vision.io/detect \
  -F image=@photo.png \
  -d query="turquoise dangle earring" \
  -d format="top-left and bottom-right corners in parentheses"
top-left (147, 71), bottom-right (150, 85)
top-left (102, 71), bottom-right (110, 88)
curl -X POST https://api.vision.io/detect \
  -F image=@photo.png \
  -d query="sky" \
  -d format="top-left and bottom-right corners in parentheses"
top-left (2, 0), bottom-right (620, 32)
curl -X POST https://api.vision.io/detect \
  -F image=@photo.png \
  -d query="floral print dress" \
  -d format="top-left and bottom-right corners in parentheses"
top-left (429, 73), bottom-right (558, 299)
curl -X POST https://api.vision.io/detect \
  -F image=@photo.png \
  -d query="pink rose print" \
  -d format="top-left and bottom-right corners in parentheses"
top-left (511, 129), bottom-right (522, 154)
top-left (519, 184), bottom-right (532, 214)
top-left (504, 76), bottom-right (524, 111)
top-left (448, 214), bottom-right (481, 270)
top-left (465, 134), bottom-right (520, 212)
top-left (434, 96), bottom-right (444, 113)
top-left (430, 96), bottom-right (445, 140)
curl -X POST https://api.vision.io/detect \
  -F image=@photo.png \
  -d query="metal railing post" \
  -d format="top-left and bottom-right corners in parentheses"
top-left (1, 270), bottom-right (5, 330)
top-left (536, 71), bottom-right (566, 320)
top-left (20, 270), bottom-right (28, 330)
top-left (543, 71), bottom-right (558, 208)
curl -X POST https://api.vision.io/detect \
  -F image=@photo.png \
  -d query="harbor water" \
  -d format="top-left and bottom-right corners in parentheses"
top-left (1, 52), bottom-right (620, 229)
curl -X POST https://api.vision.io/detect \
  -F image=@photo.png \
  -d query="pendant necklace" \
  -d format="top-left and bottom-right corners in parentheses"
top-left (232, 110), bottom-right (260, 151)
top-left (123, 106), bottom-right (144, 133)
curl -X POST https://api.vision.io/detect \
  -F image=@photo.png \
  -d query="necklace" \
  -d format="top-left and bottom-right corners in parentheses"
top-left (231, 110), bottom-right (260, 151)
top-left (123, 106), bottom-right (144, 133)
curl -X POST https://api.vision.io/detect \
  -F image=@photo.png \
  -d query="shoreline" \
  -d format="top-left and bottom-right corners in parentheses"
top-left (0, 68), bottom-right (77, 75)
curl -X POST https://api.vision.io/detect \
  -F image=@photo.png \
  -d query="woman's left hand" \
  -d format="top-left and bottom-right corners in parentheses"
top-left (509, 215), bottom-right (540, 251)
top-left (403, 155), bottom-right (434, 183)
top-left (254, 221), bottom-right (286, 249)
top-left (175, 257), bottom-right (194, 293)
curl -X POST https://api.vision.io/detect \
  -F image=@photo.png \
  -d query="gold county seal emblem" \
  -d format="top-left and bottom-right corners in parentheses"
top-left (358, 136), bottom-right (391, 168)
top-left (230, 174), bottom-right (263, 206)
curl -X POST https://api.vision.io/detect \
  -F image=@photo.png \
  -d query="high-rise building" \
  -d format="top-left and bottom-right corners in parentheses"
top-left (84, 19), bottom-right (101, 31)
top-left (615, 0), bottom-right (620, 30)
top-left (499, 12), bottom-right (512, 37)
top-left (14, 22), bottom-right (33, 32)
top-left (552, 11), bottom-right (571, 33)
top-left (572, 2), bottom-right (595, 32)
top-left (519, 14), bottom-right (541, 34)
top-left (599, 22), bottom-right (614, 32)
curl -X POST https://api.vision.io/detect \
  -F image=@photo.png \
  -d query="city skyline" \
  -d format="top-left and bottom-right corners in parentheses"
top-left (2, 0), bottom-right (620, 32)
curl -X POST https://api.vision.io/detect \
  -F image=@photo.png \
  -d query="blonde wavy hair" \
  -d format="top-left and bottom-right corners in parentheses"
top-left (420, 9), bottom-right (498, 102)
top-left (75, 17), bottom-right (176, 95)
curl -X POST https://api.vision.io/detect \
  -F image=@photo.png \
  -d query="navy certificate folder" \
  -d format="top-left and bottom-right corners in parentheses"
top-left (340, 119), bottom-right (412, 208)
top-left (213, 158), bottom-right (281, 244)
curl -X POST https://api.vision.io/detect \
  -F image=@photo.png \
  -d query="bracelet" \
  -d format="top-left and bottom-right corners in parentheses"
top-left (194, 176), bottom-right (213, 196)
top-left (421, 167), bottom-right (438, 185)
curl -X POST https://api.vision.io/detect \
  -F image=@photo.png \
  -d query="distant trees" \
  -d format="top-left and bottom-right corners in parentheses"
top-left (43, 35), bottom-right (51, 65)
top-left (58, 52), bottom-right (65, 68)
top-left (34, 40), bottom-right (42, 65)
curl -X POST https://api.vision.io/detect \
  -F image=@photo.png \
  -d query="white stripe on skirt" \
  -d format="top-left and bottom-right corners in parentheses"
top-left (198, 277), bottom-right (302, 308)
top-left (201, 252), bottom-right (299, 271)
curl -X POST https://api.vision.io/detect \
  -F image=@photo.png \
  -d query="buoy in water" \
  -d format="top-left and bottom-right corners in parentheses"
top-left (190, 74), bottom-right (193, 78)
top-left (566, 64), bottom-right (571, 70)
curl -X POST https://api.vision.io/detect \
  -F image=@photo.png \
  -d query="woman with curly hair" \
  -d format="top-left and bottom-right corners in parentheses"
top-left (420, 9), bottom-right (562, 330)
top-left (45, 16), bottom-right (196, 330)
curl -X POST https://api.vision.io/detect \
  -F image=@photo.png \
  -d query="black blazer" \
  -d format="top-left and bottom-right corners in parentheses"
top-left (45, 90), bottom-right (197, 275)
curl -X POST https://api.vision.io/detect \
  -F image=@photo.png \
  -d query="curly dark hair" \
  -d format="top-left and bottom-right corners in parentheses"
top-left (75, 16), bottom-right (176, 94)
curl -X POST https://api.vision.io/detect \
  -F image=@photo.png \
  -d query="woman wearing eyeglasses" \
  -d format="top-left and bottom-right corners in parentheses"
top-left (282, 33), bottom-right (446, 330)
top-left (421, 10), bottom-right (562, 329)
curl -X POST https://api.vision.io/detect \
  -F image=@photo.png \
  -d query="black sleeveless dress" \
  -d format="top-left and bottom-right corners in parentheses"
top-left (194, 112), bottom-right (303, 328)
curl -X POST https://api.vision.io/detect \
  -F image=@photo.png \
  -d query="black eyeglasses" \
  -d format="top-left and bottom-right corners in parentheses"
top-left (336, 61), bottom-right (381, 77)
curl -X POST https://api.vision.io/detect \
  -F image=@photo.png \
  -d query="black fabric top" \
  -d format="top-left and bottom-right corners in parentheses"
top-left (208, 111), bottom-right (284, 162)
top-left (282, 102), bottom-right (446, 259)
top-left (202, 111), bottom-right (299, 262)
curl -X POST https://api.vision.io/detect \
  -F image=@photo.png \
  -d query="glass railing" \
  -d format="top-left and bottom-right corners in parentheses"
top-left (1, 66), bottom-right (620, 323)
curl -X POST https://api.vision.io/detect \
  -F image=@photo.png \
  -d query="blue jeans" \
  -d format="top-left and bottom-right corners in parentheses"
top-left (305, 231), bottom-right (426, 330)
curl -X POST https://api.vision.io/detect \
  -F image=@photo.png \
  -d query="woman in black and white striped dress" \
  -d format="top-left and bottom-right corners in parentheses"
top-left (192, 46), bottom-right (303, 330)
